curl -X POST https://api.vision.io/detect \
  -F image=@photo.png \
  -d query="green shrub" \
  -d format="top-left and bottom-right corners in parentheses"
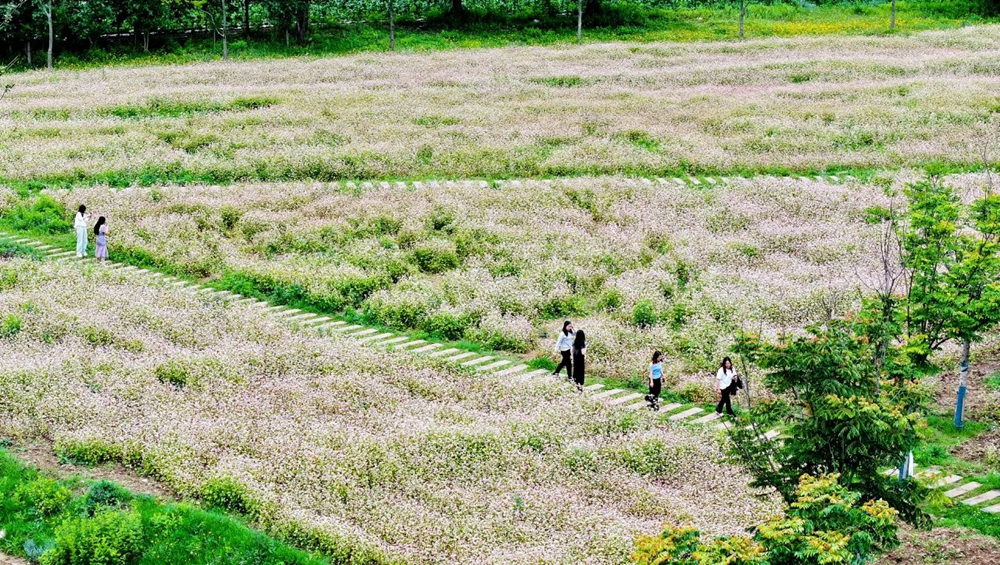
top-left (41, 509), bottom-right (143, 565)
top-left (598, 289), bottom-right (623, 311)
top-left (200, 477), bottom-right (257, 516)
top-left (6, 195), bottom-right (71, 234)
top-left (632, 300), bottom-right (658, 328)
top-left (83, 481), bottom-right (133, 517)
top-left (154, 360), bottom-right (191, 388)
top-left (410, 239), bottom-right (460, 274)
top-left (1, 313), bottom-right (22, 338)
top-left (54, 438), bottom-right (121, 466)
top-left (421, 309), bottom-right (475, 341)
top-left (14, 477), bottom-right (73, 517)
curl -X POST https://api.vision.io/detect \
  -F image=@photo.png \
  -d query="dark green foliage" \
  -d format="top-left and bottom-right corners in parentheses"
top-left (100, 97), bottom-right (278, 120)
top-left (410, 240), bottom-right (460, 273)
top-left (732, 321), bottom-right (932, 526)
top-left (631, 300), bottom-right (657, 328)
top-left (200, 477), bottom-right (257, 516)
top-left (0, 449), bottom-right (330, 565)
top-left (633, 474), bottom-right (901, 565)
top-left (154, 360), bottom-right (190, 387)
top-left (6, 195), bottom-right (71, 235)
top-left (0, 240), bottom-right (43, 259)
top-left (1, 313), bottom-right (22, 338)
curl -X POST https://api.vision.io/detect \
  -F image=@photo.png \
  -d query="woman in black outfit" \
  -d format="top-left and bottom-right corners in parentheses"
top-left (572, 329), bottom-right (586, 391)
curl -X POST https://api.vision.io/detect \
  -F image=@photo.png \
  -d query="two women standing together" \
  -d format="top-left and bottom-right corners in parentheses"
top-left (553, 321), bottom-right (586, 392)
top-left (74, 205), bottom-right (109, 261)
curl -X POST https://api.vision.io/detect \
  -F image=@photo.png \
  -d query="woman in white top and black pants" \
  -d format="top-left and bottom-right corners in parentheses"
top-left (715, 356), bottom-right (738, 416)
top-left (553, 320), bottom-right (574, 381)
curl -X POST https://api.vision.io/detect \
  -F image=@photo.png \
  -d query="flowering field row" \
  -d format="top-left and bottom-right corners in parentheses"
top-left (0, 258), bottom-right (778, 563)
top-left (2, 26), bottom-right (999, 185)
top-left (16, 173), bottom-right (904, 385)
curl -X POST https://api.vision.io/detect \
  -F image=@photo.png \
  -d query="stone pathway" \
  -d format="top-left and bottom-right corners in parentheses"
top-left (6, 228), bottom-right (998, 519)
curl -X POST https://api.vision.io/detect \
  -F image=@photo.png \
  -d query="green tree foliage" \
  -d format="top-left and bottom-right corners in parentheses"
top-left (731, 321), bottom-right (932, 526)
top-left (897, 176), bottom-right (1000, 366)
top-left (632, 474), bottom-right (900, 565)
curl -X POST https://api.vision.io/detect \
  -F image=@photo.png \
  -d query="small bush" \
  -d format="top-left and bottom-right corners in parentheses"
top-left (410, 239), bottom-right (461, 274)
top-left (1, 313), bottom-right (22, 338)
top-left (7, 195), bottom-right (71, 234)
top-left (422, 308), bottom-right (475, 341)
top-left (200, 477), bottom-right (257, 516)
top-left (83, 481), bottom-right (133, 517)
top-left (154, 360), bottom-right (191, 388)
top-left (41, 509), bottom-right (143, 565)
top-left (14, 477), bottom-right (73, 517)
top-left (54, 438), bottom-right (121, 466)
top-left (632, 300), bottom-right (658, 328)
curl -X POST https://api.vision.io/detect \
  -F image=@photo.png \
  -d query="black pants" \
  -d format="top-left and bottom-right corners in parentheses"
top-left (573, 352), bottom-right (585, 386)
top-left (716, 384), bottom-right (736, 415)
top-left (555, 350), bottom-right (572, 381)
top-left (648, 378), bottom-right (661, 402)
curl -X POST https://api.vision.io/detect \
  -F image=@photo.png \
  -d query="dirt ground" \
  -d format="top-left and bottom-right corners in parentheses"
top-left (7, 439), bottom-right (175, 501)
top-left (878, 525), bottom-right (1000, 565)
top-left (934, 355), bottom-right (1000, 468)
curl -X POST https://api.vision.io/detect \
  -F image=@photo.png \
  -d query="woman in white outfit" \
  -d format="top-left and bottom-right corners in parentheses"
top-left (715, 356), bottom-right (738, 416)
top-left (74, 205), bottom-right (90, 257)
top-left (552, 320), bottom-right (575, 381)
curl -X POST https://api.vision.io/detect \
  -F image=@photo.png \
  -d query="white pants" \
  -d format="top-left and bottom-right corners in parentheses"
top-left (76, 226), bottom-right (88, 256)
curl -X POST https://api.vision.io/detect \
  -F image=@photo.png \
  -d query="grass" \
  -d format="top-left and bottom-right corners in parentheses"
top-left (0, 447), bottom-right (327, 565)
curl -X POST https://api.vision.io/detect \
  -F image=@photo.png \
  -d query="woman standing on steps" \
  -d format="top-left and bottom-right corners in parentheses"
top-left (74, 205), bottom-right (90, 258)
top-left (715, 356), bottom-right (738, 416)
top-left (552, 320), bottom-right (574, 381)
top-left (94, 216), bottom-right (109, 262)
top-left (645, 351), bottom-right (663, 410)
top-left (572, 329), bottom-right (586, 392)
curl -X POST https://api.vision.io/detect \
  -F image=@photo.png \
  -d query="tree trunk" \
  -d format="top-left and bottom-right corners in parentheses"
top-left (222, 0), bottom-right (229, 60)
top-left (26, 41), bottom-right (31, 67)
top-left (451, 0), bottom-right (462, 15)
top-left (739, 0), bottom-right (746, 39)
top-left (890, 0), bottom-right (896, 30)
top-left (45, 2), bottom-right (53, 71)
top-left (143, 32), bottom-right (150, 52)
top-left (285, 29), bottom-right (289, 47)
top-left (388, 0), bottom-right (395, 51)
top-left (577, 0), bottom-right (582, 44)
top-left (243, 0), bottom-right (251, 36)
top-left (295, 3), bottom-right (309, 44)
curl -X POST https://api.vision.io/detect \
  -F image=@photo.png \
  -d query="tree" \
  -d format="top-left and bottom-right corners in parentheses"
top-left (387, 0), bottom-right (394, 51)
top-left (739, 0), bottom-right (747, 39)
top-left (731, 320), bottom-right (932, 526)
top-left (899, 175), bottom-right (1000, 369)
top-left (633, 474), bottom-right (901, 565)
top-left (38, 0), bottom-right (52, 70)
top-left (890, 0), bottom-right (896, 30)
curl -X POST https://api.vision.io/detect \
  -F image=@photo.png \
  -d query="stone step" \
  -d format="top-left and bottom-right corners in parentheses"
top-left (348, 328), bottom-right (379, 338)
top-left (582, 384), bottom-right (604, 392)
top-left (377, 337), bottom-right (410, 347)
top-left (932, 475), bottom-right (963, 488)
top-left (495, 364), bottom-right (527, 377)
top-left (411, 343), bottom-right (443, 354)
top-left (691, 412), bottom-right (723, 425)
top-left (429, 348), bottom-right (460, 358)
top-left (608, 393), bottom-right (643, 406)
top-left (669, 407), bottom-right (704, 421)
top-left (963, 490), bottom-right (1000, 507)
top-left (914, 467), bottom-right (940, 480)
top-left (445, 352), bottom-right (477, 362)
top-left (515, 369), bottom-right (550, 381)
top-left (394, 340), bottom-right (426, 349)
top-left (313, 321), bottom-right (346, 334)
top-left (984, 503), bottom-right (1000, 513)
top-left (945, 482), bottom-right (982, 498)
top-left (299, 316), bottom-right (331, 327)
top-left (332, 324), bottom-right (362, 332)
top-left (357, 332), bottom-right (394, 343)
top-left (271, 308), bottom-right (303, 318)
top-left (625, 401), bottom-right (649, 411)
top-left (477, 360), bottom-right (511, 372)
top-left (285, 313), bottom-right (319, 323)
top-left (591, 389), bottom-right (624, 400)
top-left (460, 356), bottom-right (493, 368)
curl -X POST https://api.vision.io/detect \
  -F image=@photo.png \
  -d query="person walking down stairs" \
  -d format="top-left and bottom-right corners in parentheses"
top-left (645, 351), bottom-right (664, 411)
top-left (715, 356), bottom-right (739, 416)
top-left (552, 320), bottom-right (575, 381)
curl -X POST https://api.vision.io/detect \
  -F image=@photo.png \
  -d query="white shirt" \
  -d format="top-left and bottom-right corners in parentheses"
top-left (74, 212), bottom-right (87, 230)
top-left (716, 367), bottom-right (736, 390)
top-left (555, 332), bottom-right (575, 353)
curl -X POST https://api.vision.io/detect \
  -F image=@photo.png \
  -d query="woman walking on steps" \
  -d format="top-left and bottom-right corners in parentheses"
top-left (715, 356), bottom-right (738, 416)
top-left (572, 329), bottom-right (586, 391)
top-left (74, 205), bottom-right (90, 258)
top-left (645, 351), bottom-right (663, 410)
top-left (553, 321), bottom-right (575, 381)
top-left (94, 216), bottom-right (109, 262)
